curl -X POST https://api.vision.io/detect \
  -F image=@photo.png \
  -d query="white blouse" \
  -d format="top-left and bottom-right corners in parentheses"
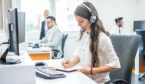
top-left (73, 31), bottom-right (121, 84)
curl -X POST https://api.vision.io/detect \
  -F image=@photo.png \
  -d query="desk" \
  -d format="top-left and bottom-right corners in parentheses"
top-left (27, 47), bottom-right (51, 60)
top-left (36, 72), bottom-right (96, 84)
top-left (34, 60), bottom-right (97, 84)
top-left (0, 52), bottom-right (35, 84)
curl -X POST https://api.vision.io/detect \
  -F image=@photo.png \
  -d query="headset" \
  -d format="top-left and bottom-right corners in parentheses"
top-left (81, 4), bottom-right (97, 23)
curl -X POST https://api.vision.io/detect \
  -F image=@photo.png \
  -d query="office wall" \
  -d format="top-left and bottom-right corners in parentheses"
top-left (0, 0), bottom-right (3, 30)
top-left (135, 0), bottom-right (145, 20)
top-left (90, 0), bottom-right (137, 34)
top-left (12, 0), bottom-right (21, 10)
top-left (0, 0), bottom-right (12, 30)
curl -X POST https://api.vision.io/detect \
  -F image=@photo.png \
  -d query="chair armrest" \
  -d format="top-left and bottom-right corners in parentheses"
top-left (105, 79), bottom-right (128, 84)
top-left (51, 49), bottom-right (59, 59)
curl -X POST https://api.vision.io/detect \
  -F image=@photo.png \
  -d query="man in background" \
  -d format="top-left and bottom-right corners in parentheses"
top-left (40, 16), bottom-right (63, 58)
top-left (39, 9), bottom-right (49, 40)
top-left (110, 17), bottom-right (126, 35)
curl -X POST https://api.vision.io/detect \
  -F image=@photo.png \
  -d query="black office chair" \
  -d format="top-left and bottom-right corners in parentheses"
top-left (52, 34), bottom-right (68, 59)
top-left (105, 35), bottom-right (141, 84)
top-left (136, 31), bottom-right (145, 80)
top-left (61, 34), bottom-right (68, 58)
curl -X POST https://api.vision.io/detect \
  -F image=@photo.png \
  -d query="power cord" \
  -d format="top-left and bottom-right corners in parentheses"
top-left (0, 42), bottom-right (9, 45)
top-left (0, 42), bottom-right (9, 57)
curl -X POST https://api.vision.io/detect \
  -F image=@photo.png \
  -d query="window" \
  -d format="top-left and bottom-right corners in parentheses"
top-left (21, 0), bottom-right (83, 41)
top-left (0, 0), bottom-right (3, 30)
top-left (21, 0), bottom-right (50, 40)
top-left (56, 0), bottom-right (83, 31)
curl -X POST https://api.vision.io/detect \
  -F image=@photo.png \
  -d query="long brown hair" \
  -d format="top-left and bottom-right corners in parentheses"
top-left (74, 2), bottom-right (108, 67)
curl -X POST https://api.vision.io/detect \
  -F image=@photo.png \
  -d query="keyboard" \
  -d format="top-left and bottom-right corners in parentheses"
top-left (35, 67), bottom-right (66, 79)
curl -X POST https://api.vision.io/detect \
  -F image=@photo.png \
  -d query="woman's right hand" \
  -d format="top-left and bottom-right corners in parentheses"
top-left (61, 60), bottom-right (72, 69)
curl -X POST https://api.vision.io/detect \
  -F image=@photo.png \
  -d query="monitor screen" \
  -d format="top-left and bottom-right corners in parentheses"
top-left (134, 21), bottom-right (145, 31)
top-left (18, 12), bottom-right (25, 43)
top-left (7, 8), bottom-right (25, 55)
top-left (8, 8), bottom-right (19, 55)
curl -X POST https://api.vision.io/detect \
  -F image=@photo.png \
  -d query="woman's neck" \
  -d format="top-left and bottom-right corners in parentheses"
top-left (85, 27), bottom-right (91, 34)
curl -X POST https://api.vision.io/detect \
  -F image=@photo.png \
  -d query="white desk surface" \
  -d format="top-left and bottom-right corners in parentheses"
top-left (27, 47), bottom-right (51, 53)
top-left (0, 51), bottom-right (34, 66)
top-left (19, 42), bottom-right (51, 54)
top-left (0, 52), bottom-right (35, 84)
top-left (34, 60), bottom-right (97, 84)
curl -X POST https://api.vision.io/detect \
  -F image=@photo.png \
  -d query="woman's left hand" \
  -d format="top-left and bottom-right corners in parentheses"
top-left (80, 66), bottom-right (91, 75)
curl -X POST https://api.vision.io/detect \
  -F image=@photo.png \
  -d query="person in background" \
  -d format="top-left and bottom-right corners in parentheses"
top-left (40, 16), bottom-right (62, 58)
top-left (61, 2), bottom-right (121, 84)
top-left (110, 17), bottom-right (126, 35)
top-left (40, 9), bottom-right (49, 40)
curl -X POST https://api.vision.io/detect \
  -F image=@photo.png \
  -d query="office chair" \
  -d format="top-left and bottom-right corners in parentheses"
top-left (135, 31), bottom-right (145, 80)
top-left (105, 35), bottom-right (141, 84)
top-left (61, 34), bottom-right (68, 57)
top-left (52, 34), bottom-right (68, 59)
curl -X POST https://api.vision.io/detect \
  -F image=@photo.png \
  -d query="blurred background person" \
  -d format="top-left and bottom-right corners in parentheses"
top-left (39, 9), bottom-right (50, 40)
top-left (110, 17), bottom-right (126, 35)
top-left (40, 16), bottom-right (63, 58)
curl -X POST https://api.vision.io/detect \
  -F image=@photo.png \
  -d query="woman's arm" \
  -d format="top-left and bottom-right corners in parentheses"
top-left (91, 65), bottom-right (119, 75)
top-left (80, 65), bottom-right (119, 75)
top-left (62, 56), bottom-right (80, 68)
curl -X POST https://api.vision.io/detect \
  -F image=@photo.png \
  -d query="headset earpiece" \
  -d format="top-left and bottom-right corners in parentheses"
top-left (90, 14), bottom-right (96, 23)
top-left (81, 4), bottom-right (97, 23)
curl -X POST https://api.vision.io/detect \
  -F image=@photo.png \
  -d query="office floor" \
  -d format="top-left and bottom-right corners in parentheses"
top-left (131, 73), bottom-right (145, 84)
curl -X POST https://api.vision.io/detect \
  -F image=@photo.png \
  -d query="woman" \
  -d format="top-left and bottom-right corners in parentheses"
top-left (62, 2), bottom-right (121, 84)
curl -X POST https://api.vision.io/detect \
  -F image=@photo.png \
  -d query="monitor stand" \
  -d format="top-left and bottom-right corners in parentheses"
top-left (0, 50), bottom-right (25, 64)
top-left (5, 52), bottom-right (21, 64)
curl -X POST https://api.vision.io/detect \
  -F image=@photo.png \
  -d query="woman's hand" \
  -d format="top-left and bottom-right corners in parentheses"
top-left (61, 60), bottom-right (72, 69)
top-left (80, 66), bottom-right (91, 75)
top-left (61, 56), bottom-right (80, 69)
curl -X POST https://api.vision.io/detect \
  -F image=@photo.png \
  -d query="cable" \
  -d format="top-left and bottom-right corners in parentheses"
top-left (0, 42), bottom-right (9, 57)
top-left (0, 42), bottom-right (9, 45)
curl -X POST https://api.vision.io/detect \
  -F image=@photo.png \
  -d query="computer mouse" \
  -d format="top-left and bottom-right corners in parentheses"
top-left (35, 62), bottom-right (47, 66)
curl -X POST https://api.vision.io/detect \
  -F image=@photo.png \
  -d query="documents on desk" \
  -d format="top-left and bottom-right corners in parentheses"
top-left (36, 60), bottom-right (82, 72)
top-left (55, 65), bottom-right (82, 72)
top-left (28, 47), bottom-right (51, 52)
top-left (37, 65), bottom-right (82, 73)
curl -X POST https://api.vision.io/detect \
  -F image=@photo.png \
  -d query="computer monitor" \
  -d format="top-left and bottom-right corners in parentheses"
top-left (18, 12), bottom-right (25, 43)
top-left (8, 8), bottom-right (19, 55)
top-left (7, 8), bottom-right (25, 55)
top-left (134, 21), bottom-right (145, 31)
top-left (0, 8), bottom-right (25, 63)
top-left (134, 21), bottom-right (145, 65)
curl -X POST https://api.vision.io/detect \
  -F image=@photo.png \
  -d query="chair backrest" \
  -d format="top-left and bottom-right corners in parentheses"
top-left (109, 35), bottom-right (141, 84)
top-left (51, 34), bottom-right (68, 59)
top-left (61, 34), bottom-right (68, 52)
